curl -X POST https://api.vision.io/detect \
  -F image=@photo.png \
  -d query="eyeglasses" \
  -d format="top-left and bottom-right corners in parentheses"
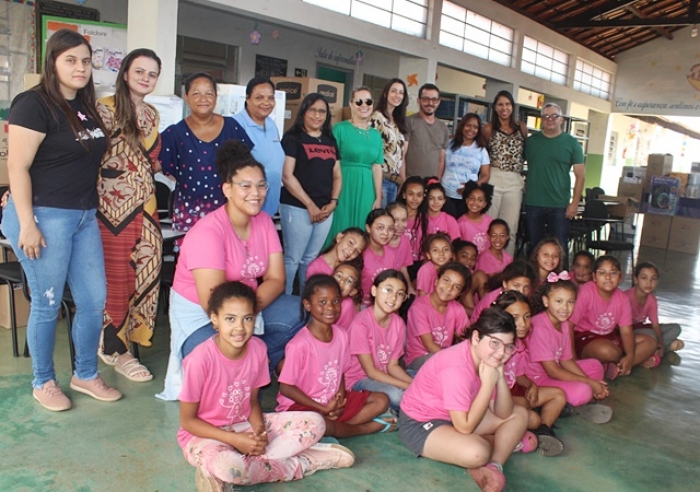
top-left (484, 334), bottom-right (516, 355)
top-left (354, 98), bottom-right (373, 107)
top-left (379, 286), bottom-right (407, 301)
top-left (596, 269), bottom-right (620, 277)
top-left (541, 114), bottom-right (562, 121)
top-left (231, 181), bottom-right (270, 192)
top-left (420, 97), bottom-right (440, 104)
top-left (307, 108), bottom-right (328, 116)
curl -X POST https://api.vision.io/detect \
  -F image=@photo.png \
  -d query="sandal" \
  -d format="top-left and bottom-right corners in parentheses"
top-left (98, 350), bottom-right (119, 366)
top-left (534, 424), bottom-right (564, 457)
top-left (115, 356), bottom-right (153, 382)
top-left (372, 413), bottom-right (397, 433)
top-left (513, 431), bottom-right (538, 453)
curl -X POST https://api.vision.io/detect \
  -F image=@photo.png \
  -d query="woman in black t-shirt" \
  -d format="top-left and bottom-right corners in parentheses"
top-left (279, 93), bottom-right (341, 294)
top-left (0, 29), bottom-right (121, 411)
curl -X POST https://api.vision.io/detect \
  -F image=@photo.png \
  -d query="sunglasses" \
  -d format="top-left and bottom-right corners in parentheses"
top-left (354, 98), bottom-right (373, 107)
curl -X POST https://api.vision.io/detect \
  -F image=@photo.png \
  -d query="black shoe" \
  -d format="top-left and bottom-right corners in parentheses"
top-left (534, 424), bottom-right (564, 457)
top-left (559, 403), bottom-right (574, 418)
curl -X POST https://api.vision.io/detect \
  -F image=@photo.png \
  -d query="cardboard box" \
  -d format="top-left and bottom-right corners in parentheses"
top-left (617, 178), bottom-right (644, 202)
top-left (0, 283), bottom-right (30, 330)
top-left (271, 77), bottom-right (344, 132)
top-left (648, 176), bottom-right (680, 215)
top-left (0, 121), bottom-right (8, 185)
top-left (622, 166), bottom-right (646, 182)
top-left (668, 216), bottom-right (700, 254)
top-left (640, 214), bottom-right (672, 249)
top-left (644, 154), bottom-right (673, 191)
top-left (600, 195), bottom-right (639, 219)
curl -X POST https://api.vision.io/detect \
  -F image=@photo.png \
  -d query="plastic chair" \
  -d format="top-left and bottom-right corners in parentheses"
top-left (0, 261), bottom-right (25, 357)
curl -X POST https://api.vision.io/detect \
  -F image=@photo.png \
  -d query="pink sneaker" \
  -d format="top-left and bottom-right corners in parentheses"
top-left (298, 443), bottom-right (355, 476)
top-left (513, 431), bottom-right (538, 453)
top-left (33, 380), bottom-right (71, 411)
top-left (468, 462), bottom-right (506, 492)
top-left (70, 375), bottom-right (122, 402)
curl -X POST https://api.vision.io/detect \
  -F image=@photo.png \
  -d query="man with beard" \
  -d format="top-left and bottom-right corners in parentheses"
top-left (405, 83), bottom-right (450, 179)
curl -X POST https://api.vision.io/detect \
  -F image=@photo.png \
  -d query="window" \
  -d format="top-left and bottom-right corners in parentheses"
top-left (439, 1), bottom-right (514, 67)
top-left (521, 36), bottom-right (569, 85)
top-left (574, 59), bottom-right (612, 100)
top-left (303, 0), bottom-right (428, 37)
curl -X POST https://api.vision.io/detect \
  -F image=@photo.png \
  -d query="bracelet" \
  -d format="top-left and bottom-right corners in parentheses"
top-left (330, 198), bottom-right (339, 202)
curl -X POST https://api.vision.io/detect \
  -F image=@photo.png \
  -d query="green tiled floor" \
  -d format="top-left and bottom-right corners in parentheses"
top-left (1, 244), bottom-right (698, 492)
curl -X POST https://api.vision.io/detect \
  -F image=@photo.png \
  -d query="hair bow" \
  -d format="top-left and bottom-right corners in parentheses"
top-left (425, 177), bottom-right (440, 186)
top-left (547, 271), bottom-right (571, 283)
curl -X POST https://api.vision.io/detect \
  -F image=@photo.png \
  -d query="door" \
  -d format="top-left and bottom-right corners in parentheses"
top-left (317, 64), bottom-right (354, 107)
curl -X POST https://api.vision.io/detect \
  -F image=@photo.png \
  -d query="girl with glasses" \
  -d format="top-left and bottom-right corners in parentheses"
top-left (361, 209), bottom-right (399, 306)
top-left (323, 86), bottom-right (384, 248)
top-left (345, 269), bottom-right (413, 412)
top-left (158, 141), bottom-right (305, 400)
top-left (399, 308), bottom-right (528, 492)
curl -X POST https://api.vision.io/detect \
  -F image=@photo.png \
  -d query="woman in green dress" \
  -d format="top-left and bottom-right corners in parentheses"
top-left (324, 86), bottom-right (383, 246)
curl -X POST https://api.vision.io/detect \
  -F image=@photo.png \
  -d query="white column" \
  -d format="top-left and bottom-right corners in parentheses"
top-left (399, 57), bottom-right (438, 114)
top-left (127, 0), bottom-right (178, 95)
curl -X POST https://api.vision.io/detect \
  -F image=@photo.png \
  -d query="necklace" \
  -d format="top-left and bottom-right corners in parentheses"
top-left (352, 121), bottom-right (370, 139)
top-left (229, 214), bottom-right (251, 259)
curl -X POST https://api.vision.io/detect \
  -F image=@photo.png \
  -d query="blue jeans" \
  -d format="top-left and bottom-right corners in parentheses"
top-left (181, 294), bottom-right (305, 372)
top-left (525, 205), bottom-right (570, 258)
top-left (352, 369), bottom-right (417, 412)
top-left (381, 179), bottom-right (399, 208)
top-left (279, 204), bottom-right (333, 295)
top-left (1, 199), bottom-right (106, 387)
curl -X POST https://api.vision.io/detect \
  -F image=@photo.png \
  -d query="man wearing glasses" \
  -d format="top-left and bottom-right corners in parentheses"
top-left (524, 103), bottom-right (585, 258)
top-left (405, 83), bottom-right (450, 179)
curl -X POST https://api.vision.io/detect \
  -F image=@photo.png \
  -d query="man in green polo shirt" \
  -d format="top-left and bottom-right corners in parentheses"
top-left (524, 103), bottom-right (585, 259)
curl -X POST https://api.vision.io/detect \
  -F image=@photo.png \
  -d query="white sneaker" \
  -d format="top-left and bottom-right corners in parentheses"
top-left (298, 443), bottom-right (355, 476)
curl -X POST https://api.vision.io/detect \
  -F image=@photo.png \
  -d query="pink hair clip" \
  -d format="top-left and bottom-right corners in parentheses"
top-left (425, 178), bottom-right (440, 186)
top-left (547, 271), bottom-right (571, 283)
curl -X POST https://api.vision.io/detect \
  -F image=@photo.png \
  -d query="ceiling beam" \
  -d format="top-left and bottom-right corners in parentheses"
top-left (562, 0), bottom-right (641, 25)
top-left (627, 5), bottom-right (674, 40)
top-left (559, 17), bottom-right (695, 29)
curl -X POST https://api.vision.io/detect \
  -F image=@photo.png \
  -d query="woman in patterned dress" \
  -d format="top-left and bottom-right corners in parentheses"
top-left (96, 49), bottom-right (163, 381)
top-left (481, 91), bottom-right (528, 256)
top-left (370, 78), bottom-right (409, 207)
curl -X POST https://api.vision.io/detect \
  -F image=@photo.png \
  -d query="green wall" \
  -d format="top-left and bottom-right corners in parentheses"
top-left (584, 153), bottom-right (604, 189)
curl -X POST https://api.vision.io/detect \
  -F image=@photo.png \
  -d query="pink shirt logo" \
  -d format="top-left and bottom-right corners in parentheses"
top-left (241, 255), bottom-right (265, 280)
top-left (376, 343), bottom-right (392, 370)
top-left (431, 326), bottom-right (449, 347)
top-left (316, 359), bottom-right (342, 404)
top-left (504, 358), bottom-right (516, 388)
top-left (473, 232), bottom-right (488, 252)
top-left (219, 380), bottom-right (251, 421)
top-left (593, 312), bottom-right (616, 334)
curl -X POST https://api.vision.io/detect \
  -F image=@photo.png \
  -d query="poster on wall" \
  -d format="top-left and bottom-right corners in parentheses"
top-left (255, 55), bottom-right (288, 78)
top-left (42, 16), bottom-right (127, 93)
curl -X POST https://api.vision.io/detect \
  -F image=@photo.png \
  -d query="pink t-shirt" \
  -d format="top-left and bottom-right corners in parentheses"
top-left (361, 246), bottom-right (398, 306)
top-left (335, 297), bottom-right (357, 331)
top-left (405, 294), bottom-right (469, 365)
top-left (470, 287), bottom-right (503, 324)
top-left (416, 262), bottom-right (438, 294)
top-left (624, 288), bottom-right (659, 328)
top-left (276, 326), bottom-right (351, 411)
top-left (400, 341), bottom-right (481, 422)
top-left (526, 312), bottom-right (574, 379)
top-left (503, 339), bottom-right (529, 389)
top-left (345, 309), bottom-right (406, 388)
top-left (173, 207), bottom-right (282, 304)
top-left (571, 282), bottom-right (633, 335)
top-left (387, 234), bottom-right (413, 269)
top-left (457, 214), bottom-right (493, 253)
top-left (474, 248), bottom-right (513, 276)
top-left (177, 336), bottom-right (270, 448)
top-left (306, 255), bottom-right (334, 279)
top-left (406, 218), bottom-right (423, 262)
top-left (427, 211), bottom-right (460, 240)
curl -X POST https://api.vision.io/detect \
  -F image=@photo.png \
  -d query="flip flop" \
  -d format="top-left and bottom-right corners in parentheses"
top-left (573, 403), bottom-right (613, 424)
top-left (513, 431), bottom-right (538, 453)
top-left (372, 413), bottom-right (397, 433)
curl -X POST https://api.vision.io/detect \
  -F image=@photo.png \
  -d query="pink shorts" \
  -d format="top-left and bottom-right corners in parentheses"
top-left (574, 329), bottom-right (622, 358)
top-left (510, 383), bottom-right (527, 398)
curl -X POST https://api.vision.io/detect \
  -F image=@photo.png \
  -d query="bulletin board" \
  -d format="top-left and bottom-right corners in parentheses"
top-left (41, 15), bottom-right (127, 92)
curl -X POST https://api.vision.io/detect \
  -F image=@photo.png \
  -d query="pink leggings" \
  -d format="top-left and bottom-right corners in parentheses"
top-left (533, 358), bottom-right (604, 407)
top-left (182, 411), bottom-right (325, 485)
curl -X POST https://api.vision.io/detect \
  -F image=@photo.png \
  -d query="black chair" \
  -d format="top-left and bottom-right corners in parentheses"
top-left (155, 180), bottom-right (173, 220)
top-left (583, 200), bottom-right (634, 256)
top-left (0, 261), bottom-right (26, 357)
